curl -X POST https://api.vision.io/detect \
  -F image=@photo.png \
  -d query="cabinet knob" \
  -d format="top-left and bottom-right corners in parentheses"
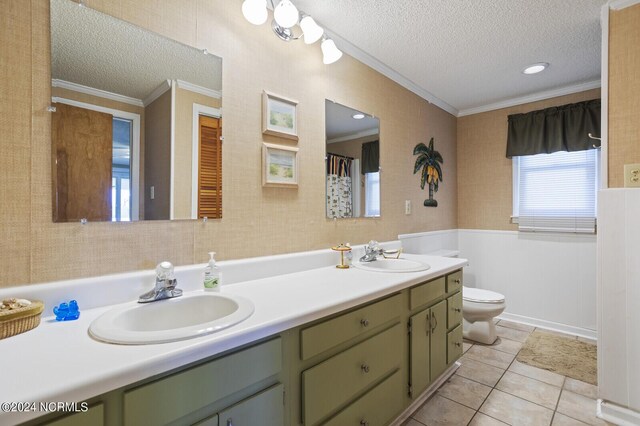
top-left (455, 342), bottom-right (461, 347)
top-left (453, 308), bottom-right (461, 313)
top-left (454, 279), bottom-right (461, 284)
top-left (361, 363), bottom-right (370, 373)
top-left (360, 318), bottom-right (369, 327)
top-left (360, 420), bottom-right (369, 426)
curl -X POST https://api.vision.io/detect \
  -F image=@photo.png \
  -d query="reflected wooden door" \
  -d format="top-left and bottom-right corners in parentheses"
top-left (52, 103), bottom-right (113, 222)
top-left (198, 115), bottom-right (222, 219)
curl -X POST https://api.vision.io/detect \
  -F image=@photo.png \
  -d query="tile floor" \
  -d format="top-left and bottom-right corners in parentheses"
top-left (404, 320), bottom-right (609, 426)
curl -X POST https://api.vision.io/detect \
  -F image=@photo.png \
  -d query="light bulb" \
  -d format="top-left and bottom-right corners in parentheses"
top-left (300, 15), bottom-right (323, 45)
top-left (321, 38), bottom-right (343, 65)
top-left (274, 0), bottom-right (299, 29)
top-left (242, 0), bottom-right (268, 25)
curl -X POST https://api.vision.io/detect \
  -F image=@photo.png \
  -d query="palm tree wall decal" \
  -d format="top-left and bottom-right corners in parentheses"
top-left (413, 137), bottom-right (443, 207)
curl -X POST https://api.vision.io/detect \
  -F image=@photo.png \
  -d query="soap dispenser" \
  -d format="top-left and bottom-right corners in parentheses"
top-left (203, 252), bottom-right (221, 291)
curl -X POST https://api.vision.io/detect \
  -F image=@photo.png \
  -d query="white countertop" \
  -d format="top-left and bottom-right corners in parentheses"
top-left (0, 251), bottom-right (466, 424)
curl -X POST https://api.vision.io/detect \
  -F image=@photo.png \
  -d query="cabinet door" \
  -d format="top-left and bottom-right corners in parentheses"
top-left (45, 404), bottom-right (103, 426)
top-left (218, 384), bottom-right (283, 426)
top-left (410, 309), bottom-right (431, 397)
top-left (430, 300), bottom-right (448, 379)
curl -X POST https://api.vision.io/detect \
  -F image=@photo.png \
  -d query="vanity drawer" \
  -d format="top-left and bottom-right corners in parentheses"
top-left (324, 370), bottom-right (403, 426)
top-left (123, 338), bottom-right (281, 425)
top-left (446, 270), bottom-right (463, 294)
top-left (447, 291), bottom-right (462, 330)
top-left (447, 325), bottom-right (463, 365)
top-left (302, 323), bottom-right (402, 426)
top-left (300, 294), bottom-right (402, 360)
top-left (410, 277), bottom-right (445, 310)
top-left (217, 383), bottom-right (284, 426)
top-left (46, 404), bottom-right (103, 426)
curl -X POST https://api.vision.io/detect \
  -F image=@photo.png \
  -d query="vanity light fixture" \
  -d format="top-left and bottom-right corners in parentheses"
top-left (241, 0), bottom-right (342, 64)
top-left (522, 62), bottom-right (549, 75)
top-left (352, 113), bottom-right (365, 120)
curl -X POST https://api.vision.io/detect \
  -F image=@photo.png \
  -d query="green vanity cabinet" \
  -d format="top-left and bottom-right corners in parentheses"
top-left (447, 291), bottom-right (462, 331)
top-left (44, 404), bottom-right (104, 426)
top-left (409, 300), bottom-right (447, 397)
top-left (217, 383), bottom-right (284, 426)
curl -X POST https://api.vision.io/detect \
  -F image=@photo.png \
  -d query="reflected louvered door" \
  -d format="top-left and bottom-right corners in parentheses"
top-left (198, 115), bottom-right (222, 219)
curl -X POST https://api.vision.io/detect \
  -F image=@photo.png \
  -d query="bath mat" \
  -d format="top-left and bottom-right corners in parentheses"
top-left (517, 330), bottom-right (597, 385)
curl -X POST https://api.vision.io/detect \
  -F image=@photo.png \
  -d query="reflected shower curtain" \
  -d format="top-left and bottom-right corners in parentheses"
top-left (326, 153), bottom-right (353, 218)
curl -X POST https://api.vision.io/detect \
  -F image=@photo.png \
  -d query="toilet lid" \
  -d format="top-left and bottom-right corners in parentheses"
top-left (463, 287), bottom-right (505, 303)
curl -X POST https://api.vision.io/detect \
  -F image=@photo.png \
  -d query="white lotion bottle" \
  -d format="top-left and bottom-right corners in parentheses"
top-left (203, 252), bottom-right (221, 291)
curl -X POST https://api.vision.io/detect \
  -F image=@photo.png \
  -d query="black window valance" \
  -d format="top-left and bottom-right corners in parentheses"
top-left (361, 140), bottom-right (379, 174)
top-left (506, 99), bottom-right (600, 158)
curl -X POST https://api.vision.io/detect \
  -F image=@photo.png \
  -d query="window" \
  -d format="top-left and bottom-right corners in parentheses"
top-left (513, 149), bottom-right (598, 233)
top-left (364, 172), bottom-right (380, 217)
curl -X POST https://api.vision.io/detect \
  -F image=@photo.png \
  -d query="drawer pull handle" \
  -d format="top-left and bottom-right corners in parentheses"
top-left (425, 316), bottom-right (430, 336)
top-left (360, 318), bottom-right (370, 327)
top-left (361, 363), bottom-right (370, 373)
top-left (431, 312), bottom-right (438, 332)
top-left (454, 279), bottom-right (461, 284)
top-left (360, 421), bottom-right (369, 426)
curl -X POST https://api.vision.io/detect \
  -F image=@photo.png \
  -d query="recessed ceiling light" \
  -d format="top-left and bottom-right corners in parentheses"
top-left (352, 113), bottom-right (365, 120)
top-left (523, 62), bottom-right (549, 75)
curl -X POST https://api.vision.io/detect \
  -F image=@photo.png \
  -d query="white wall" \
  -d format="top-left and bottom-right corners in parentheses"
top-left (399, 229), bottom-right (597, 338)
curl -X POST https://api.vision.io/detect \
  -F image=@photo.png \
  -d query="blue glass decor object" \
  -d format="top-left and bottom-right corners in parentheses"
top-left (53, 300), bottom-right (80, 321)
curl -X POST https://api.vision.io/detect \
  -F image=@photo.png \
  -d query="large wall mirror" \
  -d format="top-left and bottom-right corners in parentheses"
top-left (325, 101), bottom-right (380, 219)
top-left (51, 0), bottom-right (223, 222)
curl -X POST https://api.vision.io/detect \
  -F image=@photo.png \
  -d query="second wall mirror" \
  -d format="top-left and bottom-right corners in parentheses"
top-left (325, 101), bottom-right (380, 219)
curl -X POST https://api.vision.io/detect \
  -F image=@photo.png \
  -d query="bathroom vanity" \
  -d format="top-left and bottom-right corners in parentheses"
top-left (1, 249), bottom-right (465, 426)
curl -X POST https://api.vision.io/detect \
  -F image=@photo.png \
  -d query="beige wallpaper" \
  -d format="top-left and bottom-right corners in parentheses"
top-left (457, 89), bottom-right (601, 231)
top-left (0, 0), bottom-right (457, 287)
top-left (608, 4), bottom-right (640, 188)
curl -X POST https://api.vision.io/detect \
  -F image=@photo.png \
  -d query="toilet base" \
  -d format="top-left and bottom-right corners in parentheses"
top-left (463, 317), bottom-right (498, 345)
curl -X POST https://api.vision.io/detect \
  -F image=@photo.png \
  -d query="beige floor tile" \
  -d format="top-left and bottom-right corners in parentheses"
top-left (563, 378), bottom-right (598, 399)
top-left (486, 337), bottom-right (523, 355)
top-left (552, 413), bottom-right (589, 425)
top-left (469, 413), bottom-right (509, 425)
top-left (463, 341), bottom-right (473, 354)
top-left (466, 345), bottom-right (516, 369)
top-left (480, 390), bottom-right (554, 426)
top-left (496, 371), bottom-right (562, 409)
top-left (437, 374), bottom-right (492, 410)
top-left (457, 356), bottom-right (506, 387)
top-left (496, 325), bottom-right (531, 343)
top-left (497, 320), bottom-right (536, 333)
top-left (556, 390), bottom-right (608, 426)
top-left (412, 395), bottom-right (476, 426)
top-left (508, 360), bottom-right (565, 387)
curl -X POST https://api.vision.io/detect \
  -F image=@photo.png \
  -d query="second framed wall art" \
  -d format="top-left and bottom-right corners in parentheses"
top-left (262, 91), bottom-right (298, 140)
top-left (262, 143), bottom-right (299, 188)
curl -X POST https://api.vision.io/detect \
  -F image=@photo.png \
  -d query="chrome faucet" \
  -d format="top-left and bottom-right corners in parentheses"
top-left (138, 261), bottom-right (183, 303)
top-left (359, 240), bottom-right (383, 262)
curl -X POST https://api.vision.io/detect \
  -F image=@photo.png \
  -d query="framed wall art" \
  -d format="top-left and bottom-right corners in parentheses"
top-left (262, 91), bottom-right (298, 140)
top-left (262, 143), bottom-right (299, 188)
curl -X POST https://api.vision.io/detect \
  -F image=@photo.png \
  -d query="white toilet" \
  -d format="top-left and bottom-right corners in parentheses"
top-left (462, 287), bottom-right (506, 344)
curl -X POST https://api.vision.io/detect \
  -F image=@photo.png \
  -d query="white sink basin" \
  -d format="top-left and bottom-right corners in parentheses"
top-left (89, 292), bottom-right (254, 344)
top-left (353, 258), bottom-right (431, 273)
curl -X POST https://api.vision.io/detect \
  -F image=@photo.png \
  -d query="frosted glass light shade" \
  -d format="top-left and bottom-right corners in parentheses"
top-left (242, 0), bottom-right (268, 25)
top-left (321, 38), bottom-right (343, 64)
top-left (300, 15), bottom-right (323, 44)
top-left (274, 0), bottom-right (299, 28)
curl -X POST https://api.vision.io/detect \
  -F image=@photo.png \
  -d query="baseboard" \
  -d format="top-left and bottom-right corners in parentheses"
top-left (597, 399), bottom-right (640, 426)
top-left (498, 312), bottom-right (597, 342)
top-left (390, 362), bottom-right (460, 426)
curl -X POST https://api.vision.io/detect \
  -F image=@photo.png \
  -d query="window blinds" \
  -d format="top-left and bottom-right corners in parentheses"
top-left (515, 149), bottom-right (597, 233)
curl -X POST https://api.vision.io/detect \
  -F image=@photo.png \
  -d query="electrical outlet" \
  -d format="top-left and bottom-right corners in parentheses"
top-left (405, 200), bottom-right (412, 215)
top-left (624, 164), bottom-right (640, 188)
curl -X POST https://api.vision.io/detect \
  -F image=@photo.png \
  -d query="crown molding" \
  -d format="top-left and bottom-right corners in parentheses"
top-left (143, 80), bottom-right (172, 106)
top-left (51, 79), bottom-right (144, 108)
top-left (608, 0), bottom-right (640, 10)
top-left (327, 128), bottom-right (378, 144)
top-left (175, 80), bottom-right (222, 100)
top-left (457, 80), bottom-right (602, 117)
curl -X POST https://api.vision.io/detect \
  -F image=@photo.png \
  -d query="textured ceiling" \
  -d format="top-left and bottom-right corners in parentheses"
top-left (51, 0), bottom-right (222, 101)
top-left (325, 101), bottom-right (379, 141)
top-left (295, 0), bottom-right (605, 112)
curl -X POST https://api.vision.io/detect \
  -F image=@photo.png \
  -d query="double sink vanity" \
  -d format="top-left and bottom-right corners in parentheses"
top-left (1, 245), bottom-right (466, 426)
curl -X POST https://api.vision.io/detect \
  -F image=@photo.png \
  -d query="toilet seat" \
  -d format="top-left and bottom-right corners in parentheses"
top-left (463, 287), bottom-right (505, 304)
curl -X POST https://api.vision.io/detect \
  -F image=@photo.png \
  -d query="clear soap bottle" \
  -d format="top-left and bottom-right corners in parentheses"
top-left (204, 252), bottom-right (221, 291)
